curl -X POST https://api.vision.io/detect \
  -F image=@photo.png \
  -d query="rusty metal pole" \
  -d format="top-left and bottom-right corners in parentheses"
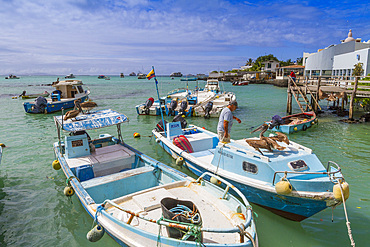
top-left (349, 77), bottom-right (359, 120)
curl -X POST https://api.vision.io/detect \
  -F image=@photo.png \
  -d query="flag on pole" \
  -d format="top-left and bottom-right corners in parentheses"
top-left (146, 69), bottom-right (155, 80)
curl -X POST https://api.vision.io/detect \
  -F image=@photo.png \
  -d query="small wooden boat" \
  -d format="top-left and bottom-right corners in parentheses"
top-left (266, 111), bottom-right (317, 134)
top-left (52, 109), bottom-right (258, 246)
top-left (20, 91), bottom-right (50, 99)
top-left (23, 79), bottom-right (90, 114)
top-left (152, 123), bottom-right (349, 221)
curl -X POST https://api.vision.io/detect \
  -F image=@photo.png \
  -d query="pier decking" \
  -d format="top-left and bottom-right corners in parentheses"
top-left (287, 76), bottom-right (370, 119)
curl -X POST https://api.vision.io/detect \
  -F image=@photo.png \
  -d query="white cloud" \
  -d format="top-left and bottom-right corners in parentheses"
top-left (0, 0), bottom-right (369, 74)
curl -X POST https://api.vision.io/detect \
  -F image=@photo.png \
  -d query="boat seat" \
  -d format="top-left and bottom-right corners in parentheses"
top-left (81, 166), bottom-right (154, 189)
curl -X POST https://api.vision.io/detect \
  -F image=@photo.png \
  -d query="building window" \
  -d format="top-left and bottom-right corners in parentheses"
top-left (267, 63), bottom-right (271, 68)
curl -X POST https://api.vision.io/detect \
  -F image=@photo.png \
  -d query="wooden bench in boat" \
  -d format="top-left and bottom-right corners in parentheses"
top-left (66, 144), bottom-right (136, 180)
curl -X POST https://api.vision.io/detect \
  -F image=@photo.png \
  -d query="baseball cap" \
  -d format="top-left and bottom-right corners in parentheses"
top-left (229, 100), bottom-right (238, 108)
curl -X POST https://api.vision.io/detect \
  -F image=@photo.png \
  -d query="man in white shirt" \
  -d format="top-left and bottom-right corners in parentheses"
top-left (217, 101), bottom-right (241, 143)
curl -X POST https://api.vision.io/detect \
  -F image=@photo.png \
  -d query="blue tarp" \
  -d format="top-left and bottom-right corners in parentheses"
top-left (54, 109), bottom-right (129, 132)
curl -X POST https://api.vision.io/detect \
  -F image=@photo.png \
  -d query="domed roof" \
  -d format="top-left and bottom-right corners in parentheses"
top-left (344, 29), bottom-right (355, 42)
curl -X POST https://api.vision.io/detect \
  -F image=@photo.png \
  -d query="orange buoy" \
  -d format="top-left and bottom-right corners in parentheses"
top-left (133, 132), bottom-right (141, 138)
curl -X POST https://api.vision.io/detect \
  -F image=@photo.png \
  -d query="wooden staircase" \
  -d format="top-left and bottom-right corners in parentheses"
top-left (287, 76), bottom-right (321, 113)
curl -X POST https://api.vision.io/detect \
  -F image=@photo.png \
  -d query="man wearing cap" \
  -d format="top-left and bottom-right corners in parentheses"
top-left (217, 101), bottom-right (241, 143)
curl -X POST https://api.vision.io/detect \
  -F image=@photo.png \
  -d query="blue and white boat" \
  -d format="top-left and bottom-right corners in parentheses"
top-left (266, 111), bottom-right (317, 134)
top-left (52, 109), bottom-right (258, 246)
top-left (152, 123), bottom-right (350, 221)
top-left (23, 80), bottom-right (90, 114)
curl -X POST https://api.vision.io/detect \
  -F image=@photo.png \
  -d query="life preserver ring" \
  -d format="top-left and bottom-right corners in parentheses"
top-left (302, 125), bottom-right (308, 131)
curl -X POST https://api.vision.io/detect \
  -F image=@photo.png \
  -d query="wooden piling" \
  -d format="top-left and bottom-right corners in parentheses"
top-left (286, 78), bottom-right (292, 114)
top-left (314, 77), bottom-right (321, 113)
top-left (348, 77), bottom-right (359, 120)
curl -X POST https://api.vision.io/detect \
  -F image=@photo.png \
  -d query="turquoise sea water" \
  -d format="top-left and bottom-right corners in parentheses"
top-left (0, 75), bottom-right (369, 247)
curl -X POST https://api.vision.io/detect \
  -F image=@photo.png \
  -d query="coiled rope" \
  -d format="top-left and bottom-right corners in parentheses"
top-left (338, 182), bottom-right (355, 247)
top-left (236, 224), bottom-right (256, 247)
top-left (169, 204), bottom-right (201, 224)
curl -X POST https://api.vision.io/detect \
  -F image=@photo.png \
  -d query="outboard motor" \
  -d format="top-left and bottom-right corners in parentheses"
top-left (204, 102), bottom-right (213, 119)
top-left (173, 115), bottom-right (187, 129)
top-left (269, 115), bottom-right (284, 129)
top-left (31, 96), bottom-right (47, 113)
top-left (155, 119), bottom-right (168, 132)
top-left (179, 101), bottom-right (188, 116)
top-left (144, 97), bottom-right (154, 115)
top-left (168, 99), bottom-right (178, 116)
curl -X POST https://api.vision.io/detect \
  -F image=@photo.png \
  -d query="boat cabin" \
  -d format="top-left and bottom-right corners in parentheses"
top-left (51, 80), bottom-right (85, 100)
top-left (204, 79), bottom-right (220, 92)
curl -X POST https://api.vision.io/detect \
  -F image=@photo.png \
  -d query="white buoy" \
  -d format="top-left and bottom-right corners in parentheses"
top-left (87, 224), bottom-right (105, 242)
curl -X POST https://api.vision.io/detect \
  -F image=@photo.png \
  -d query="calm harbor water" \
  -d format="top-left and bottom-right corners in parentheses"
top-left (0, 75), bottom-right (369, 247)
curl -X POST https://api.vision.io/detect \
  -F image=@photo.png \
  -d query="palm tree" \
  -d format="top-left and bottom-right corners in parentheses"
top-left (246, 58), bottom-right (254, 66)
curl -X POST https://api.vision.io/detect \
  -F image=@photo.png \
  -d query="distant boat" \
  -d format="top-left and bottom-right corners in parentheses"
top-left (170, 72), bottom-right (182, 77)
top-left (98, 75), bottom-right (106, 79)
top-left (266, 111), bottom-right (317, 134)
top-left (5, 74), bottom-right (20, 79)
top-left (52, 109), bottom-right (258, 246)
top-left (129, 72), bottom-right (136, 76)
top-left (137, 73), bottom-right (146, 79)
top-left (232, 81), bottom-right (249, 86)
top-left (120, 73), bottom-right (124, 78)
top-left (65, 74), bottom-right (75, 79)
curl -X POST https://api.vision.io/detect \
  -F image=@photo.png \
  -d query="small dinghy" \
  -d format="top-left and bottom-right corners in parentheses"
top-left (152, 122), bottom-right (350, 221)
top-left (52, 109), bottom-right (258, 246)
top-left (266, 111), bottom-right (317, 134)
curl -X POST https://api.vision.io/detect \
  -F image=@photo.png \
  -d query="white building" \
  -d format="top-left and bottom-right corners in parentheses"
top-left (304, 30), bottom-right (370, 78)
top-left (262, 60), bottom-right (280, 72)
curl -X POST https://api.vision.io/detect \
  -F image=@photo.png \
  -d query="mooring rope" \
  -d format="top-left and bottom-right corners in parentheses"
top-left (339, 182), bottom-right (355, 247)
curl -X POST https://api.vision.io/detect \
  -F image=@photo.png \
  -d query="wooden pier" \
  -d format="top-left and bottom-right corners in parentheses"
top-left (286, 76), bottom-right (370, 119)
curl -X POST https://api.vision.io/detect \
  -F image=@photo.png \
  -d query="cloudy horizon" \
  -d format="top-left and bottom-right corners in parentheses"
top-left (1, 0), bottom-right (369, 75)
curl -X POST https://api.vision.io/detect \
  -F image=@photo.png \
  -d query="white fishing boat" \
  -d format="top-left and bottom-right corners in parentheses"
top-left (52, 109), bottom-right (258, 246)
top-left (152, 123), bottom-right (350, 221)
top-left (192, 79), bottom-right (236, 118)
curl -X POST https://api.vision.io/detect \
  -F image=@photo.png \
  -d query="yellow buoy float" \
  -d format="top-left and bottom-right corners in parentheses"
top-left (333, 181), bottom-right (350, 201)
top-left (52, 160), bottom-right (61, 170)
top-left (210, 176), bottom-right (218, 184)
top-left (175, 157), bottom-right (184, 166)
top-left (133, 132), bottom-right (141, 138)
top-left (87, 224), bottom-right (105, 242)
top-left (275, 178), bottom-right (292, 195)
top-left (64, 186), bottom-right (75, 197)
top-left (0, 143), bottom-right (5, 147)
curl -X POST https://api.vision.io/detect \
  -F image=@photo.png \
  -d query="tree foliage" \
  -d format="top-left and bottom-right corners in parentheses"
top-left (353, 62), bottom-right (364, 76)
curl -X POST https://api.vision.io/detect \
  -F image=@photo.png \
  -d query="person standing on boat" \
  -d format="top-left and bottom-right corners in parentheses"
top-left (217, 101), bottom-right (241, 143)
top-left (290, 71), bottom-right (296, 82)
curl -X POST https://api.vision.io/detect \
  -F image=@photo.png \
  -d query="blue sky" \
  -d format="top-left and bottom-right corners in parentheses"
top-left (1, 0), bottom-right (369, 75)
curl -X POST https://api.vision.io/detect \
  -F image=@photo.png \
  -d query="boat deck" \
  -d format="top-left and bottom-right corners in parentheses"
top-left (104, 181), bottom-right (247, 244)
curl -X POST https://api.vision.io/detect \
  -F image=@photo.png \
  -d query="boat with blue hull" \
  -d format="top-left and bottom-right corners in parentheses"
top-left (152, 123), bottom-right (350, 221)
top-left (266, 111), bottom-right (317, 134)
top-left (52, 109), bottom-right (258, 246)
top-left (23, 79), bottom-right (90, 114)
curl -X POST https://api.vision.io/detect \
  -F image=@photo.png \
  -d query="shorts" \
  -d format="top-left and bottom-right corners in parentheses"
top-left (217, 131), bottom-right (230, 143)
